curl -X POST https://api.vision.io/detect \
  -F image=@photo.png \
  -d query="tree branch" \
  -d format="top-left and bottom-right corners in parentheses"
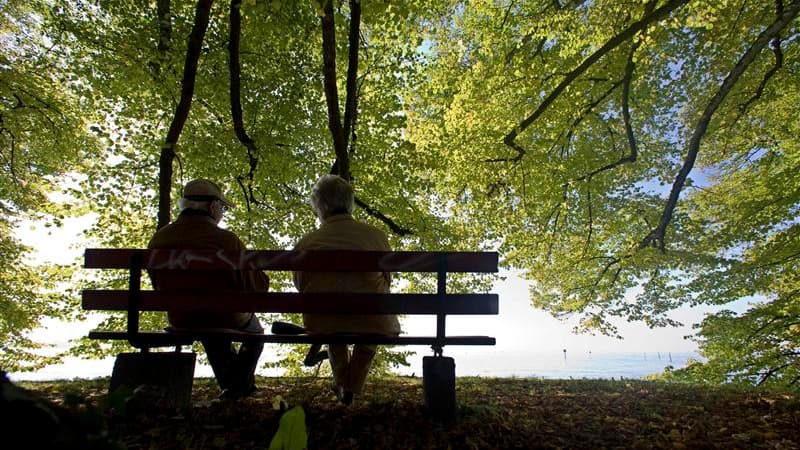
top-left (545, 185), bottom-right (569, 261)
top-left (489, 78), bottom-right (622, 164)
top-left (347, 77), bottom-right (363, 156)
top-left (354, 196), bottom-right (412, 236)
top-left (194, 97), bottom-right (226, 125)
top-left (229, 0), bottom-right (264, 213)
top-left (740, 38), bottom-right (783, 114)
top-left (620, 40), bottom-right (639, 161)
top-left (152, 0), bottom-right (172, 78)
top-left (320, 0), bottom-right (349, 181)
top-left (0, 124), bottom-right (20, 183)
top-left (341, 0), bottom-right (361, 155)
top-left (499, 0), bottom-right (516, 31)
top-left (583, 184), bottom-right (593, 257)
top-left (755, 251), bottom-right (800, 269)
top-left (641, 0), bottom-right (800, 250)
top-left (737, 1), bottom-right (785, 119)
top-left (502, 0), bottom-right (688, 160)
top-left (757, 361), bottom-right (794, 386)
top-left (575, 38), bottom-right (642, 182)
top-left (593, 257), bottom-right (621, 289)
top-left (745, 314), bottom-right (787, 343)
top-left (157, 0), bottom-right (212, 229)
top-left (0, 79), bottom-right (68, 123)
top-left (561, 78), bottom-right (624, 156)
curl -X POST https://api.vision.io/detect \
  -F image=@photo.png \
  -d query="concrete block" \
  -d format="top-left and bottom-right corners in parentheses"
top-left (423, 355), bottom-right (456, 420)
top-left (109, 352), bottom-right (196, 412)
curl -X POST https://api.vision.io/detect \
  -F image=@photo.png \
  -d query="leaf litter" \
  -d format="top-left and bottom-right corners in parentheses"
top-left (19, 376), bottom-right (800, 449)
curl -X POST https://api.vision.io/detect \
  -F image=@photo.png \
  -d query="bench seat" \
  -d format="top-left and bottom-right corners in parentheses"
top-left (87, 330), bottom-right (496, 346)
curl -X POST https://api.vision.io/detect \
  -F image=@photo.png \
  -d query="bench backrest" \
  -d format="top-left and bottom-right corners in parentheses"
top-left (84, 248), bottom-right (498, 273)
top-left (83, 249), bottom-right (498, 349)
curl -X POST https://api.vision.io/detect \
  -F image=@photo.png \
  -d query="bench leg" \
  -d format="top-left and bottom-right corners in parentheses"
top-left (109, 352), bottom-right (196, 412)
top-left (423, 355), bottom-right (456, 420)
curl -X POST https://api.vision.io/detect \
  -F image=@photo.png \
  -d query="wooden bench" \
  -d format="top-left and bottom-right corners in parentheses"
top-left (82, 248), bottom-right (499, 416)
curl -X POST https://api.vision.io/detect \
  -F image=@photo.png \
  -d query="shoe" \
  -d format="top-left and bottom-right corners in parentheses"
top-left (271, 321), bottom-right (306, 335)
top-left (340, 390), bottom-right (353, 406)
top-left (303, 345), bottom-right (329, 367)
top-left (330, 384), bottom-right (353, 406)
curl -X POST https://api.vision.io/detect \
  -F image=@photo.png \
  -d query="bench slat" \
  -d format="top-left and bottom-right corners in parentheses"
top-left (82, 290), bottom-right (499, 315)
top-left (84, 249), bottom-right (498, 273)
top-left (87, 330), bottom-right (496, 346)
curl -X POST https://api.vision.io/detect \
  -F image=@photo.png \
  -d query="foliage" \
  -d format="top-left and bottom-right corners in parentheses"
top-left (20, 376), bottom-right (800, 449)
top-left (664, 281), bottom-right (800, 387)
top-left (0, 228), bottom-right (76, 371)
top-left (0, 0), bottom-right (100, 370)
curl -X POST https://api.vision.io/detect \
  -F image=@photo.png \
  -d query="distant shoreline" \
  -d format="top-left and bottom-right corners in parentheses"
top-left (10, 350), bottom-right (701, 382)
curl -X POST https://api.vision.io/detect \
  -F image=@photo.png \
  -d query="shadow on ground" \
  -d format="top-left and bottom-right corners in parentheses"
top-left (19, 376), bottom-right (800, 449)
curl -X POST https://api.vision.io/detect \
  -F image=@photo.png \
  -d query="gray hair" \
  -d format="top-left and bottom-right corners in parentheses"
top-left (178, 197), bottom-right (212, 212)
top-left (310, 174), bottom-right (354, 219)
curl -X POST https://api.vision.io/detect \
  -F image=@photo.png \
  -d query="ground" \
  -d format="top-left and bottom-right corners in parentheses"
top-left (17, 376), bottom-right (800, 449)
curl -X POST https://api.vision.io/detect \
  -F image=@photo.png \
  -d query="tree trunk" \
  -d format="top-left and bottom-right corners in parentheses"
top-left (320, 0), bottom-right (361, 182)
top-left (157, 0), bottom-right (213, 229)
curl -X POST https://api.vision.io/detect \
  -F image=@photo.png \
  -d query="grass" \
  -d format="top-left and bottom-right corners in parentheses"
top-left (18, 375), bottom-right (800, 449)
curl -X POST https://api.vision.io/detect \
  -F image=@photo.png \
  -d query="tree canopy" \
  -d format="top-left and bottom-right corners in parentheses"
top-left (1, 0), bottom-right (798, 389)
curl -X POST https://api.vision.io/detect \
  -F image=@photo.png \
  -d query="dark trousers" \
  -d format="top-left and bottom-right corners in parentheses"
top-left (202, 315), bottom-right (264, 392)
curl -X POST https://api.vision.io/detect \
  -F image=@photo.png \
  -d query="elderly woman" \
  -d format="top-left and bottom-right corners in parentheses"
top-left (293, 175), bottom-right (401, 405)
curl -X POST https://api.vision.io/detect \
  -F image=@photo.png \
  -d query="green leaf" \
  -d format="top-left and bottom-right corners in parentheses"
top-left (268, 405), bottom-right (308, 450)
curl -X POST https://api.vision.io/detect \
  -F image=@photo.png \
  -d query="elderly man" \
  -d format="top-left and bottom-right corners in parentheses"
top-left (293, 175), bottom-right (401, 405)
top-left (148, 178), bottom-right (268, 400)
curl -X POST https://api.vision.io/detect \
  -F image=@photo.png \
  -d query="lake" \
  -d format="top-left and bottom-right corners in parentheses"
top-left (9, 348), bottom-right (700, 382)
top-left (395, 349), bottom-right (700, 379)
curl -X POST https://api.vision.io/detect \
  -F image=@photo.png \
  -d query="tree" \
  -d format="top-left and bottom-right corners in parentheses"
top-left (410, 0), bottom-right (800, 387)
top-left (0, 0), bottom-right (102, 371)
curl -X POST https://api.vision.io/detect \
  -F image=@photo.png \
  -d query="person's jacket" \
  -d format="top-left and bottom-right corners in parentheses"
top-left (293, 213), bottom-right (401, 335)
top-left (147, 209), bottom-right (268, 329)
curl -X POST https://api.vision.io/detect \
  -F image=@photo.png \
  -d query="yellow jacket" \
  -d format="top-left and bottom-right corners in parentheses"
top-left (293, 214), bottom-right (401, 335)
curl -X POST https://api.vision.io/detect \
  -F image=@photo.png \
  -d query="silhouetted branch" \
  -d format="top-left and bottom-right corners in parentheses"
top-left (575, 38), bottom-right (642, 182)
top-left (152, 0), bottom-right (171, 77)
top-left (641, 0), bottom-right (800, 250)
top-left (583, 184), bottom-right (593, 257)
top-left (342, 0), bottom-right (361, 154)
top-left (354, 196), bottom-right (412, 236)
top-left (737, 1), bottom-right (785, 120)
top-left (157, 0), bottom-right (212, 229)
top-left (503, 0), bottom-right (688, 161)
top-left (229, 0), bottom-right (266, 212)
top-left (320, 0), bottom-right (349, 180)
top-left (0, 123), bottom-right (20, 183)
top-left (546, 77), bottom-right (623, 161)
top-left (502, 0), bottom-right (688, 160)
top-left (757, 361), bottom-right (794, 386)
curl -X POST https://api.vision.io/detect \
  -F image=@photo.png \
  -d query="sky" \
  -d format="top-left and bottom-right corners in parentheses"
top-left (9, 211), bottom-right (754, 382)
